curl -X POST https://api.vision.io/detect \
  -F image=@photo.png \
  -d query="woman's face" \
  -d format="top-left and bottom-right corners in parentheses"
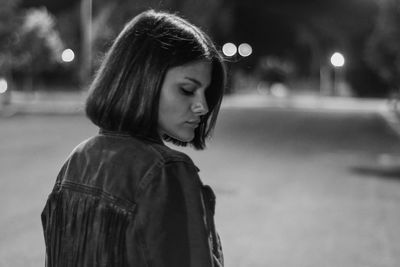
top-left (158, 60), bottom-right (211, 142)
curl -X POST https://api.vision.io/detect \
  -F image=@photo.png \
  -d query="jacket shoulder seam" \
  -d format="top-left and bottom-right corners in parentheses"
top-left (135, 158), bottom-right (200, 201)
top-left (147, 143), bottom-right (193, 163)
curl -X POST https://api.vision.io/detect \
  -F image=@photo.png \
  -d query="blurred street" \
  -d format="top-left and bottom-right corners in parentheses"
top-left (1, 93), bottom-right (400, 266)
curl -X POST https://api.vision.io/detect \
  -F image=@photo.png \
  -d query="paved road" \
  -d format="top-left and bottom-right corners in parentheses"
top-left (1, 100), bottom-right (400, 266)
top-left (187, 107), bottom-right (400, 267)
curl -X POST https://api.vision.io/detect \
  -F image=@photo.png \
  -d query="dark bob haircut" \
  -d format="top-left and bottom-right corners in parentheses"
top-left (85, 10), bottom-right (226, 150)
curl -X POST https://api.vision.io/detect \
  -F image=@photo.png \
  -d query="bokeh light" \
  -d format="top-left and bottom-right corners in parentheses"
top-left (330, 52), bottom-right (345, 67)
top-left (270, 83), bottom-right (289, 97)
top-left (62, 49), bottom-right (75, 62)
top-left (238, 43), bottom-right (253, 57)
top-left (0, 78), bottom-right (8, 94)
top-left (222, 43), bottom-right (237, 57)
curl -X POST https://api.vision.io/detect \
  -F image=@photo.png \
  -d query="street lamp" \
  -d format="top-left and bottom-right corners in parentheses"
top-left (0, 78), bottom-right (7, 94)
top-left (222, 43), bottom-right (237, 57)
top-left (62, 49), bottom-right (75, 63)
top-left (238, 43), bottom-right (252, 57)
top-left (222, 42), bottom-right (253, 94)
top-left (330, 52), bottom-right (345, 96)
top-left (330, 52), bottom-right (345, 68)
top-left (0, 77), bottom-right (9, 107)
top-left (222, 42), bottom-right (253, 58)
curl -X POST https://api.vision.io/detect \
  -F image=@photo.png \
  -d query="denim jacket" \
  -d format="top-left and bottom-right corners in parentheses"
top-left (41, 130), bottom-right (223, 267)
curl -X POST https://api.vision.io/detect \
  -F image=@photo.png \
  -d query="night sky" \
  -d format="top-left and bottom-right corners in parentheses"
top-left (232, 0), bottom-right (378, 52)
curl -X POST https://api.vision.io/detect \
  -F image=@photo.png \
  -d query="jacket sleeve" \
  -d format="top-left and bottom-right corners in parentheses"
top-left (134, 161), bottom-right (213, 267)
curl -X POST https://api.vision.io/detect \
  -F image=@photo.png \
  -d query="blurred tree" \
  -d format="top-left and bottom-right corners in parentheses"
top-left (12, 7), bottom-right (64, 90)
top-left (21, 0), bottom-right (80, 13)
top-left (365, 0), bottom-right (400, 94)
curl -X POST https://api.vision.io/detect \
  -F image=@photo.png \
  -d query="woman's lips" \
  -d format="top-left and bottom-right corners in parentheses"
top-left (185, 120), bottom-right (200, 128)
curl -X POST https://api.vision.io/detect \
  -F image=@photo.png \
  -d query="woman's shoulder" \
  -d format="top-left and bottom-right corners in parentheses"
top-left (147, 142), bottom-right (195, 166)
top-left (137, 144), bottom-right (202, 196)
top-left (58, 133), bottom-right (198, 202)
top-left (68, 131), bottom-right (194, 168)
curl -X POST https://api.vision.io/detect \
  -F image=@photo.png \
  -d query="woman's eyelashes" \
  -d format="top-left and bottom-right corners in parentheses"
top-left (180, 87), bottom-right (195, 96)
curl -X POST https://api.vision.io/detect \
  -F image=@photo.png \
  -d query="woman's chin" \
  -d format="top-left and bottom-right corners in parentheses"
top-left (175, 134), bottom-right (194, 142)
top-left (159, 125), bottom-right (197, 143)
top-left (167, 131), bottom-right (194, 143)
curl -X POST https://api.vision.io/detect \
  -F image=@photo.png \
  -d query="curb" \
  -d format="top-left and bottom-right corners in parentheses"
top-left (221, 93), bottom-right (400, 138)
top-left (2, 92), bottom-right (400, 139)
top-left (380, 109), bottom-right (400, 138)
top-left (221, 94), bottom-right (388, 112)
top-left (0, 104), bottom-right (84, 117)
top-left (0, 91), bottom-right (85, 117)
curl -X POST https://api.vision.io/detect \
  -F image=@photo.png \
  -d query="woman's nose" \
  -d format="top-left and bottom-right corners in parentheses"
top-left (191, 99), bottom-right (209, 115)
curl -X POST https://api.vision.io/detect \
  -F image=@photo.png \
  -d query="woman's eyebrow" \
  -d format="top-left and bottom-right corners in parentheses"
top-left (184, 77), bottom-right (202, 87)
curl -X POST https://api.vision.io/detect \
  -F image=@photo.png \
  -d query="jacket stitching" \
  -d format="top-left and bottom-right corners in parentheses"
top-left (135, 220), bottom-right (151, 267)
top-left (56, 180), bottom-right (136, 213)
top-left (135, 159), bottom-right (163, 197)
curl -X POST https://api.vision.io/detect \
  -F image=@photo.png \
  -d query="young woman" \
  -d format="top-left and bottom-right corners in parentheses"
top-left (41, 9), bottom-right (226, 267)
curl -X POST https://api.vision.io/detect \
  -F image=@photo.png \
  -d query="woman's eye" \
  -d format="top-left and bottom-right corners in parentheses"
top-left (180, 88), bottom-right (195, 96)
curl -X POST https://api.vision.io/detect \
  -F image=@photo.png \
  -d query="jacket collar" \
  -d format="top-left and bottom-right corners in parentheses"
top-left (98, 129), bottom-right (165, 145)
